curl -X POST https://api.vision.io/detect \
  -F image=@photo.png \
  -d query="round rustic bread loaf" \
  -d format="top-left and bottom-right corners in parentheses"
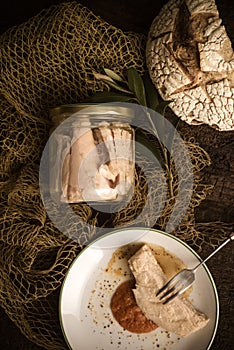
top-left (146, 0), bottom-right (234, 131)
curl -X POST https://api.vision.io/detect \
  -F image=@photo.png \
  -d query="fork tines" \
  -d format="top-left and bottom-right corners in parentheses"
top-left (156, 276), bottom-right (185, 305)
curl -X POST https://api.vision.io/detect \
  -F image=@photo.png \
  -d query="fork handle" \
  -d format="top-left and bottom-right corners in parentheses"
top-left (193, 232), bottom-right (234, 272)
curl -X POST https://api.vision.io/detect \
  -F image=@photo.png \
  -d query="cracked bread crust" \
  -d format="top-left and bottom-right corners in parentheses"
top-left (147, 0), bottom-right (234, 130)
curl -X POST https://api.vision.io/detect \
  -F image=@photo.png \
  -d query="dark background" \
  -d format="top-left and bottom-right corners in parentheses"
top-left (0, 0), bottom-right (233, 349)
top-left (0, 0), bottom-right (233, 37)
top-left (0, 0), bottom-right (167, 35)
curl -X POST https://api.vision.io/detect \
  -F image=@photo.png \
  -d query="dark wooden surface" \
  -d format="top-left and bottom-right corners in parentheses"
top-left (0, 1), bottom-right (233, 349)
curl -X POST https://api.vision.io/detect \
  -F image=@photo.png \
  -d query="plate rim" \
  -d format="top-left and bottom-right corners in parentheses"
top-left (59, 227), bottom-right (219, 350)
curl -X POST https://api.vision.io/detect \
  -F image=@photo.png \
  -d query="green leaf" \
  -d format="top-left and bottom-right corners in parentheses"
top-left (150, 101), bottom-right (171, 143)
top-left (127, 67), bottom-right (147, 106)
top-left (105, 80), bottom-right (133, 94)
top-left (142, 73), bottom-right (159, 111)
top-left (147, 110), bottom-right (165, 143)
top-left (94, 71), bottom-right (131, 93)
top-left (82, 92), bottom-right (133, 103)
top-left (166, 115), bottom-right (180, 155)
top-left (135, 129), bottom-right (164, 167)
top-left (155, 100), bottom-right (172, 116)
top-left (93, 72), bottom-right (114, 83)
top-left (103, 68), bottom-right (124, 82)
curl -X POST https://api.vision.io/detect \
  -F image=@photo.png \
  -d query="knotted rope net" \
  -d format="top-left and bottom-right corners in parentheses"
top-left (0, 2), bottom-right (230, 349)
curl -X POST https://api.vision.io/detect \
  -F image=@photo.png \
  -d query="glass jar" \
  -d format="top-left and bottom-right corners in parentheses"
top-left (49, 103), bottom-right (135, 204)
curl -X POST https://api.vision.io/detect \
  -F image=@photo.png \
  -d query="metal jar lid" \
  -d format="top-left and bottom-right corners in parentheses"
top-left (50, 103), bottom-right (135, 126)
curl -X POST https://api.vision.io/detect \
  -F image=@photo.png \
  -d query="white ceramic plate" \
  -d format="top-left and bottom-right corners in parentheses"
top-left (59, 228), bottom-right (219, 350)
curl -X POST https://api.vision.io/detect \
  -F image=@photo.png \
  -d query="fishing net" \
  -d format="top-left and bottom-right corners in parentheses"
top-left (112, 137), bottom-right (220, 250)
top-left (0, 2), bottom-right (145, 118)
top-left (0, 2), bottom-right (231, 349)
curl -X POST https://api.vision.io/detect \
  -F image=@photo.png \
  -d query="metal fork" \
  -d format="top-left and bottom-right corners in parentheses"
top-left (156, 232), bottom-right (234, 304)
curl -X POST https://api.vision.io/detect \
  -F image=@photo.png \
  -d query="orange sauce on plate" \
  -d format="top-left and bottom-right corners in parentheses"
top-left (110, 279), bottom-right (158, 333)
